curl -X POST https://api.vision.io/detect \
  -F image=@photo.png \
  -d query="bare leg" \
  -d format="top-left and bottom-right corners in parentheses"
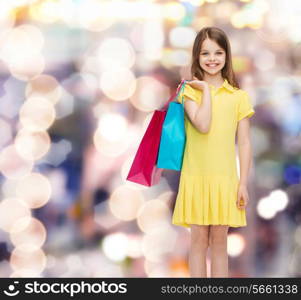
top-left (209, 225), bottom-right (229, 277)
top-left (189, 225), bottom-right (209, 277)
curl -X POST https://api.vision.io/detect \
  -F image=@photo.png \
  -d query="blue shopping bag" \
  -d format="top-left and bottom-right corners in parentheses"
top-left (157, 81), bottom-right (187, 171)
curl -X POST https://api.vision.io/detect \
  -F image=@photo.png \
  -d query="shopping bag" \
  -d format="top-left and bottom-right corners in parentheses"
top-left (126, 109), bottom-right (166, 186)
top-left (157, 81), bottom-right (187, 171)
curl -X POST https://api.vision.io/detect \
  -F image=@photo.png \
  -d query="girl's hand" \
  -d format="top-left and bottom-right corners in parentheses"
top-left (236, 184), bottom-right (249, 210)
top-left (186, 76), bottom-right (209, 91)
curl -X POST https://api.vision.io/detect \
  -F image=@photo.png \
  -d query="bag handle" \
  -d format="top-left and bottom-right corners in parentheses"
top-left (178, 80), bottom-right (186, 106)
top-left (162, 79), bottom-right (187, 110)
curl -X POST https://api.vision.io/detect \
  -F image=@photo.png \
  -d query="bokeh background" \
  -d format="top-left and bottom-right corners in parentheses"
top-left (0, 0), bottom-right (301, 278)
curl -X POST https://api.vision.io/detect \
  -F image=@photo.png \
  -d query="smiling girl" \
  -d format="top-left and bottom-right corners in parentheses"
top-left (172, 27), bottom-right (255, 277)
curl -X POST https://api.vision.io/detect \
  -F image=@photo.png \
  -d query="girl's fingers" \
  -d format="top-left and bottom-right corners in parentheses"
top-left (238, 196), bottom-right (248, 209)
top-left (237, 193), bottom-right (246, 210)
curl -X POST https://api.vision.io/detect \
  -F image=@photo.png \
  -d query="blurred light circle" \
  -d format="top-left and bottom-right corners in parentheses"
top-left (1, 179), bottom-right (18, 198)
top-left (214, 2), bottom-right (237, 21)
top-left (10, 247), bottom-right (47, 274)
top-left (163, 2), bottom-right (185, 21)
top-left (169, 49), bottom-right (190, 66)
top-left (10, 217), bottom-right (47, 250)
top-left (29, 0), bottom-right (60, 23)
top-left (8, 53), bottom-right (45, 81)
top-left (257, 196), bottom-right (277, 220)
top-left (227, 233), bottom-right (245, 257)
top-left (0, 25), bottom-right (45, 81)
top-left (0, 25), bottom-right (43, 63)
top-left (99, 67), bottom-right (136, 101)
top-left (269, 189), bottom-right (289, 212)
top-left (0, 145), bottom-right (33, 179)
top-left (231, 12), bottom-right (246, 29)
top-left (98, 113), bottom-right (127, 142)
top-left (130, 76), bottom-right (169, 112)
top-left (17, 24), bottom-right (44, 52)
top-left (26, 74), bottom-right (62, 105)
top-left (137, 199), bottom-right (171, 233)
top-left (0, 118), bottom-right (13, 148)
top-left (77, 0), bottom-right (114, 32)
top-left (93, 128), bottom-right (129, 157)
top-left (169, 26), bottom-right (196, 48)
top-left (19, 96), bottom-right (56, 131)
top-left (16, 172), bottom-right (51, 209)
top-left (97, 37), bottom-right (136, 69)
top-left (142, 226), bottom-right (177, 262)
top-left (0, 197), bottom-right (31, 232)
top-left (15, 129), bottom-right (51, 160)
top-left (109, 185), bottom-right (144, 221)
top-left (102, 233), bottom-right (128, 262)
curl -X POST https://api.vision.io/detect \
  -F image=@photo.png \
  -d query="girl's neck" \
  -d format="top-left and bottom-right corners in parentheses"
top-left (203, 73), bottom-right (224, 89)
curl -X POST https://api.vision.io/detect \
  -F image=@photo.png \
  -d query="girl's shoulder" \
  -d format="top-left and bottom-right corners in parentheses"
top-left (232, 87), bottom-right (249, 95)
top-left (231, 87), bottom-right (250, 102)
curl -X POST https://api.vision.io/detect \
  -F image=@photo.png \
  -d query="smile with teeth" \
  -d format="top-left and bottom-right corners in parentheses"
top-left (206, 63), bottom-right (219, 68)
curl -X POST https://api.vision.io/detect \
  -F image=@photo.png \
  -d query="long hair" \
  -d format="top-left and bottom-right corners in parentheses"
top-left (190, 27), bottom-right (239, 89)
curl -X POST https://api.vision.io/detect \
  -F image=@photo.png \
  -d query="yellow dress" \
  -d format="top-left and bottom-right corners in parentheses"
top-left (172, 79), bottom-right (255, 228)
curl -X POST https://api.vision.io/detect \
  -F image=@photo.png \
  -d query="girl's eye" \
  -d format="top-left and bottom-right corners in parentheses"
top-left (200, 52), bottom-right (223, 55)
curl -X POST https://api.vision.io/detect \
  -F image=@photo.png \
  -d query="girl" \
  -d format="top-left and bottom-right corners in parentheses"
top-left (172, 27), bottom-right (255, 277)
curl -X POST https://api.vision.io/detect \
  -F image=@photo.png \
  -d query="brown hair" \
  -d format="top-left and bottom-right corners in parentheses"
top-left (190, 27), bottom-right (239, 89)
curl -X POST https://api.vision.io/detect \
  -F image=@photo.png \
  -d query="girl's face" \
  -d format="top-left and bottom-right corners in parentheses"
top-left (199, 38), bottom-right (226, 76)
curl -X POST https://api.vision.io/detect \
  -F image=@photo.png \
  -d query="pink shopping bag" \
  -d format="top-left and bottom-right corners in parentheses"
top-left (126, 109), bottom-right (166, 186)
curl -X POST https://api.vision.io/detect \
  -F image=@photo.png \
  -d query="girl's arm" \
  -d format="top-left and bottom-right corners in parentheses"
top-left (237, 117), bottom-right (252, 185)
top-left (184, 82), bottom-right (212, 133)
top-left (236, 117), bottom-right (253, 209)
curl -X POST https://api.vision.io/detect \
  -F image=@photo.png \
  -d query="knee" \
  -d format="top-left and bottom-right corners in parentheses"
top-left (191, 232), bottom-right (209, 250)
top-left (209, 233), bottom-right (227, 248)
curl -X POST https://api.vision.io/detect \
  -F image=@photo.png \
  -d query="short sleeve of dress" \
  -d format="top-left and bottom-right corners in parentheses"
top-left (237, 91), bottom-right (255, 121)
top-left (177, 83), bottom-right (199, 104)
